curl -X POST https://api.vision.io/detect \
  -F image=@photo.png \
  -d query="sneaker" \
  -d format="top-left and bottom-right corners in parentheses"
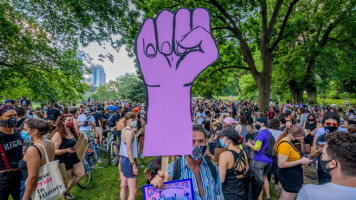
top-left (65, 191), bottom-right (75, 199)
top-left (139, 154), bottom-right (144, 158)
top-left (138, 165), bottom-right (145, 168)
top-left (112, 157), bottom-right (119, 163)
top-left (97, 158), bottom-right (102, 164)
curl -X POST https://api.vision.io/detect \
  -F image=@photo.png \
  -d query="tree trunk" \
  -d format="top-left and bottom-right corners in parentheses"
top-left (289, 80), bottom-right (304, 103)
top-left (306, 82), bottom-right (317, 104)
top-left (256, 54), bottom-right (273, 112)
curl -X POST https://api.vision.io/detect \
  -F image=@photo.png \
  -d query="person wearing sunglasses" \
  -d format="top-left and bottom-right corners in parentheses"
top-left (310, 112), bottom-right (348, 185)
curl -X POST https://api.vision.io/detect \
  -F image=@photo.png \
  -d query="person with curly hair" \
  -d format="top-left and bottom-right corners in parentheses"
top-left (297, 131), bottom-right (356, 199)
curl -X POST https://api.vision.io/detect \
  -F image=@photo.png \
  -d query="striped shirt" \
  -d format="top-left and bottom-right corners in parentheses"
top-left (168, 156), bottom-right (224, 200)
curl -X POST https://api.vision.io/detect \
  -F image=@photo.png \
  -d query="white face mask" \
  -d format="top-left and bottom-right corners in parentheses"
top-left (130, 121), bottom-right (137, 128)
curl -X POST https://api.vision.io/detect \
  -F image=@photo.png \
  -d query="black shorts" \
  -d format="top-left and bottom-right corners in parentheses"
top-left (276, 165), bottom-right (303, 193)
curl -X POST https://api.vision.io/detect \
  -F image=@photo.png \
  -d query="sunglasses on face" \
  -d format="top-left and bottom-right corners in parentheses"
top-left (325, 122), bottom-right (338, 127)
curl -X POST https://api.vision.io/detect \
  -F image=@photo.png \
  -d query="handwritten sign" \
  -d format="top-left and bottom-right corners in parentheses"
top-left (58, 163), bottom-right (68, 186)
top-left (74, 133), bottom-right (88, 160)
top-left (143, 179), bottom-right (195, 200)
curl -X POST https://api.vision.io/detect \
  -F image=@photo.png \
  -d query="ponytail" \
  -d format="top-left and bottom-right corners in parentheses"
top-left (273, 126), bottom-right (305, 153)
top-left (274, 127), bottom-right (290, 153)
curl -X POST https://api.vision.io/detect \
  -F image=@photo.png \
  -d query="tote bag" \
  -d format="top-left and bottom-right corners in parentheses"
top-left (29, 143), bottom-right (66, 200)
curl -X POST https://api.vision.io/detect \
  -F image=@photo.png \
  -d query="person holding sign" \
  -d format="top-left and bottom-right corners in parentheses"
top-left (151, 125), bottom-right (224, 200)
top-left (19, 118), bottom-right (55, 200)
top-left (217, 128), bottom-right (249, 199)
top-left (119, 112), bottom-right (139, 200)
top-left (51, 114), bottom-right (85, 200)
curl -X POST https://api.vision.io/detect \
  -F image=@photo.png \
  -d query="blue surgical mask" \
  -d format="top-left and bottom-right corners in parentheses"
top-left (21, 131), bottom-right (31, 142)
top-left (33, 115), bottom-right (38, 119)
top-left (219, 138), bottom-right (228, 148)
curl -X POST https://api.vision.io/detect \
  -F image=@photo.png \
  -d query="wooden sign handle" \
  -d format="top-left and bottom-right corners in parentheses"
top-left (161, 156), bottom-right (169, 182)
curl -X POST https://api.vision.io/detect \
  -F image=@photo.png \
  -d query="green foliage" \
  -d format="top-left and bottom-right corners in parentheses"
top-left (0, 1), bottom-right (89, 102)
top-left (92, 73), bottom-right (146, 102)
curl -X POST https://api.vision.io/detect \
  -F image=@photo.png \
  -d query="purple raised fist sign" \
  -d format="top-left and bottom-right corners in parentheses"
top-left (136, 8), bottom-right (218, 156)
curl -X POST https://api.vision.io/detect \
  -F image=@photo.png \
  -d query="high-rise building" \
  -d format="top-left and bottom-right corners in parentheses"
top-left (91, 64), bottom-right (106, 87)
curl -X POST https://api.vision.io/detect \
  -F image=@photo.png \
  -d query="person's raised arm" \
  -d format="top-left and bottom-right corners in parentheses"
top-left (21, 147), bottom-right (41, 200)
top-left (309, 136), bottom-right (321, 159)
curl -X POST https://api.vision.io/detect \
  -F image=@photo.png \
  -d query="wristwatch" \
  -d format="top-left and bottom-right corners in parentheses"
top-left (131, 162), bottom-right (135, 166)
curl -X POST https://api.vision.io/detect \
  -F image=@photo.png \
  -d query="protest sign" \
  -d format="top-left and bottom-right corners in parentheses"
top-left (74, 133), bottom-right (88, 160)
top-left (58, 163), bottom-right (69, 186)
top-left (214, 148), bottom-right (226, 164)
top-left (135, 8), bottom-right (218, 157)
top-left (142, 179), bottom-right (195, 200)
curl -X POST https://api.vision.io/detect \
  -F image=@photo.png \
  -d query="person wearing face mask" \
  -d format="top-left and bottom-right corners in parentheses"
top-left (297, 131), bottom-right (356, 200)
top-left (274, 126), bottom-right (310, 200)
top-left (217, 128), bottom-right (249, 199)
top-left (151, 124), bottom-right (224, 200)
top-left (310, 112), bottom-right (348, 185)
top-left (51, 114), bottom-right (84, 200)
top-left (19, 118), bottom-right (56, 200)
top-left (245, 117), bottom-right (273, 200)
top-left (119, 112), bottom-right (139, 200)
top-left (77, 108), bottom-right (95, 141)
top-left (0, 105), bottom-right (23, 200)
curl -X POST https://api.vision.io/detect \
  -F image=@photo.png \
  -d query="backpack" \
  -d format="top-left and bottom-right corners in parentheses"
top-left (172, 157), bottom-right (217, 184)
top-left (260, 130), bottom-right (275, 157)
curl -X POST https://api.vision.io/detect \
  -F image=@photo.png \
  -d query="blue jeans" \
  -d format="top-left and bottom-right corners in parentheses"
top-left (20, 180), bottom-right (32, 200)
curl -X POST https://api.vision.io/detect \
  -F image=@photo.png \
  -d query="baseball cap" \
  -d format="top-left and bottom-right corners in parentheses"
top-left (216, 128), bottom-right (239, 140)
top-left (223, 117), bottom-right (238, 125)
top-left (256, 117), bottom-right (270, 126)
top-left (68, 106), bottom-right (79, 114)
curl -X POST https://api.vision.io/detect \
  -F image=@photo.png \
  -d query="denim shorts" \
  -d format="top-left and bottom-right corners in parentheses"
top-left (120, 156), bottom-right (136, 178)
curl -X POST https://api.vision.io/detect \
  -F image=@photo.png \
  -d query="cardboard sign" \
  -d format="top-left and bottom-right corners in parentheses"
top-left (136, 8), bottom-right (218, 156)
top-left (142, 179), bottom-right (195, 200)
top-left (58, 163), bottom-right (69, 186)
top-left (74, 133), bottom-right (88, 160)
top-left (214, 148), bottom-right (226, 164)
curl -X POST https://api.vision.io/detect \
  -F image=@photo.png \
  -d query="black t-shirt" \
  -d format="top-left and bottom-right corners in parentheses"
top-left (0, 129), bottom-right (23, 171)
top-left (93, 112), bottom-right (102, 127)
top-left (305, 122), bottom-right (317, 131)
top-left (348, 120), bottom-right (356, 125)
top-left (47, 108), bottom-right (60, 121)
top-left (202, 119), bottom-right (211, 132)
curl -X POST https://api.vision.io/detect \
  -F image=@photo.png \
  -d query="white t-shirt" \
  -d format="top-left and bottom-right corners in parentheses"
top-left (297, 183), bottom-right (356, 200)
top-left (77, 114), bottom-right (95, 131)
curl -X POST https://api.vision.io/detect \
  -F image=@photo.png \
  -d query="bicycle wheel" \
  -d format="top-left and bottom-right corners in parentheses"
top-left (95, 147), bottom-right (111, 168)
top-left (78, 160), bottom-right (92, 189)
top-left (101, 138), bottom-right (110, 153)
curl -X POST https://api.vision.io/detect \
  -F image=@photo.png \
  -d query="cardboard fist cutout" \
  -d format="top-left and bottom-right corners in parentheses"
top-left (136, 8), bottom-right (218, 156)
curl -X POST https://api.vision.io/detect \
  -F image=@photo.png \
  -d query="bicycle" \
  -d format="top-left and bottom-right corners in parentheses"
top-left (78, 138), bottom-right (111, 188)
top-left (102, 129), bottom-right (121, 166)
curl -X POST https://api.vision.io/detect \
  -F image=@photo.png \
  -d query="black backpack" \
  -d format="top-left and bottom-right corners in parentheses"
top-left (260, 130), bottom-right (275, 157)
top-left (172, 157), bottom-right (217, 184)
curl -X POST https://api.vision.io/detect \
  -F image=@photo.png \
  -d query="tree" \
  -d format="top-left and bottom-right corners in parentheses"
top-left (118, 0), bottom-right (304, 110)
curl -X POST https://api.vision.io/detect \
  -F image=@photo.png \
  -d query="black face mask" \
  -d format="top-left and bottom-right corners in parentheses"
top-left (325, 126), bottom-right (338, 133)
top-left (1, 117), bottom-right (18, 128)
top-left (255, 124), bottom-right (261, 130)
top-left (320, 159), bottom-right (336, 174)
top-left (189, 145), bottom-right (207, 161)
top-left (308, 119), bottom-right (314, 122)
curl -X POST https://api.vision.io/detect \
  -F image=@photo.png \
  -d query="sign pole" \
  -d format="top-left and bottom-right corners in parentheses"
top-left (161, 156), bottom-right (169, 181)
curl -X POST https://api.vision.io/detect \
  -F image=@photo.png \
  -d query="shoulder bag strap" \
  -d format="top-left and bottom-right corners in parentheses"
top-left (36, 143), bottom-right (49, 164)
top-left (204, 157), bottom-right (217, 184)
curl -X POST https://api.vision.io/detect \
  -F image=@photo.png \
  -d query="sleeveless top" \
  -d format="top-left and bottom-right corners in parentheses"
top-left (18, 144), bottom-right (42, 181)
top-left (222, 149), bottom-right (246, 199)
top-left (55, 137), bottom-right (77, 163)
top-left (119, 127), bottom-right (138, 158)
top-left (239, 125), bottom-right (248, 144)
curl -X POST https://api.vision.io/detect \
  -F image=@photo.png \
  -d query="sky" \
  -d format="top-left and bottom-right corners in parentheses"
top-left (81, 42), bottom-right (136, 82)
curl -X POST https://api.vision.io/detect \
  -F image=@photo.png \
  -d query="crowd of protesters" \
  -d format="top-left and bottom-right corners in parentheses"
top-left (0, 97), bottom-right (355, 200)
